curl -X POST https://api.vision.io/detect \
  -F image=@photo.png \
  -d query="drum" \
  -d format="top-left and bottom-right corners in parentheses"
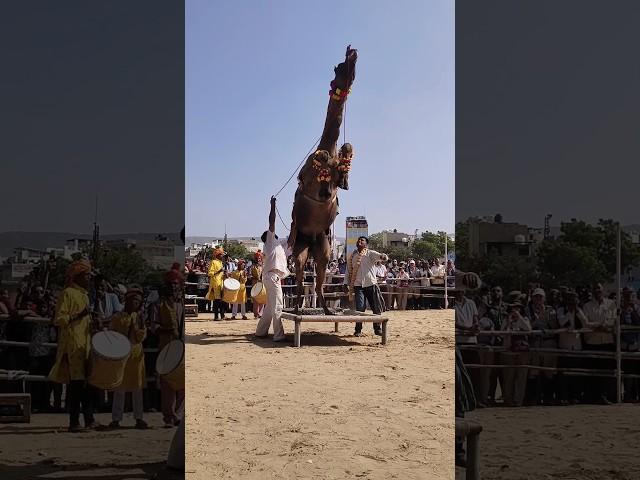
top-left (88, 331), bottom-right (131, 390)
top-left (222, 278), bottom-right (240, 303)
top-left (251, 281), bottom-right (267, 304)
top-left (156, 340), bottom-right (185, 391)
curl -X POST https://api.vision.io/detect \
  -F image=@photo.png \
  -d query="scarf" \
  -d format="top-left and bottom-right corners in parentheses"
top-left (347, 249), bottom-right (366, 301)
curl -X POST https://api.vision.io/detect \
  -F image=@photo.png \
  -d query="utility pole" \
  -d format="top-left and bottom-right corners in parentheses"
top-left (92, 196), bottom-right (100, 264)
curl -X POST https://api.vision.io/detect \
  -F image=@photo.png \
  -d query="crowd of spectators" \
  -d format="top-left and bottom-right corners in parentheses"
top-left (455, 281), bottom-right (640, 407)
top-left (186, 252), bottom-right (456, 313)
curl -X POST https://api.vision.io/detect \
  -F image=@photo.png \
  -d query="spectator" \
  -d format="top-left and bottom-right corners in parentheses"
top-left (526, 288), bottom-right (558, 405)
top-left (556, 290), bottom-right (588, 405)
top-left (395, 266), bottom-right (410, 311)
top-left (582, 283), bottom-right (617, 404)
top-left (621, 287), bottom-right (640, 402)
top-left (500, 294), bottom-right (531, 407)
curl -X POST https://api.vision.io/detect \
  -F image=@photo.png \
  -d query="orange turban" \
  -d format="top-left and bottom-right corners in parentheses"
top-left (125, 286), bottom-right (144, 300)
top-left (65, 259), bottom-right (92, 286)
top-left (213, 248), bottom-right (225, 258)
top-left (165, 263), bottom-right (183, 283)
top-left (254, 250), bottom-right (263, 260)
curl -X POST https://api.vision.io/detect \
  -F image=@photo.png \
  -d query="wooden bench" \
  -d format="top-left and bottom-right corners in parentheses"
top-left (0, 393), bottom-right (31, 423)
top-left (282, 310), bottom-right (389, 347)
top-left (456, 418), bottom-right (483, 480)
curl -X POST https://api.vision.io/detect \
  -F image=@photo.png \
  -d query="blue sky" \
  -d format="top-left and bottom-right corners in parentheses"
top-left (186, 0), bottom-right (454, 238)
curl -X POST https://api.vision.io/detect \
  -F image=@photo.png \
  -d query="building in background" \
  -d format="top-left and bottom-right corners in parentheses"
top-left (345, 216), bottom-right (368, 259)
top-left (468, 217), bottom-right (532, 257)
top-left (381, 230), bottom-right (414, 248)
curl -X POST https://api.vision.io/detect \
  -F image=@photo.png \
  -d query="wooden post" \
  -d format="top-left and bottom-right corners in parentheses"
top-left (294, 320), bottom-right (301, 347)
top-left (616, 222), bottom-right (622, 403)
top-left (466, 433), bottom-right (480, 480)
top-left (444, 232), bottom-right (449, 309)
top-left (382, 320), bottom-right (388, 345)
top-left (334, 322), bottom-right (339, 332)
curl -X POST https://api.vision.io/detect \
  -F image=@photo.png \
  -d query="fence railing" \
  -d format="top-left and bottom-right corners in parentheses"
top-left (457, 326), bottom-right (640, 402)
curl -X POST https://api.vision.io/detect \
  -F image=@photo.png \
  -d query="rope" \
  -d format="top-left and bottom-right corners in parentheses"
top-left (273, 136), bottom-right (321, 198)
top-left (275, 205), bottom-right (290, 232)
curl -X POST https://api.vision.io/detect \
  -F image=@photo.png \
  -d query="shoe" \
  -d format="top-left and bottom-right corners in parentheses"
top-left (273, 337), bottom-right (289, 343)
top-left (135, 419), bottom-right (149, 430)
top-left (254, 334), bottom-right (268, 339)
top-left (68, 424), bottom-right (83, 433)
top-left (354, 332), bottom-right (364, 337)
top-left (108, 421), bottom-right (120, 429)
top-left (242, 316), bottom-right (248, 320)
top-left (85, 421), bottom-right (102, 430)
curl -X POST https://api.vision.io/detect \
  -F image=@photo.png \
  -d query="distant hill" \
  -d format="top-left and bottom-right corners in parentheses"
top-left (0, 231), bottom-right (182, 257)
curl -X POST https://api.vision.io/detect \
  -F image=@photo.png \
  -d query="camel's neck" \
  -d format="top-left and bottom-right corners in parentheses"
top-left (318, 99), bottom-right (345, 157)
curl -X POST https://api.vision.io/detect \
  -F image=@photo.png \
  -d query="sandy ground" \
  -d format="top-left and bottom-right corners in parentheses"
top-left (0, 412), bottom-right (181, 479)
top-left (185, 309), bottom-right (455, 480)
top-left (459, 405), bottom-right (640, 480)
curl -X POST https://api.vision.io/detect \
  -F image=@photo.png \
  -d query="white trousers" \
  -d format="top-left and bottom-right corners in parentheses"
top-left (112, 390), bottom-right (144, 422)
top-left (232, 303), bottom-right (246, 315)
top-left (255, 271), bottom-right (285, 340)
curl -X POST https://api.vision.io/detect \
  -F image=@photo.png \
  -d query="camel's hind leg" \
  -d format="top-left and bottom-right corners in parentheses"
top-left (311, 234), bottom-right (333, 315)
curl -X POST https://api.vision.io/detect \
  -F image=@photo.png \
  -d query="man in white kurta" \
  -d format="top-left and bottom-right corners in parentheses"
top-left (255, 197), bottom-right (292, 342)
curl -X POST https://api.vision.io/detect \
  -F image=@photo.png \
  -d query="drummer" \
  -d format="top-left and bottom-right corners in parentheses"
top-left (251, 251), bottom-right (264, 319)
top-left (206, 247), bottom-right (226, 321)
top-left (108, 285), bottom-right (148, 430)
top-left (48, 259), bottom-right (100, 433)
top-left (157, 265), bottom-right (185, 427)
top-left (230, 259), bottom-right (249, 320)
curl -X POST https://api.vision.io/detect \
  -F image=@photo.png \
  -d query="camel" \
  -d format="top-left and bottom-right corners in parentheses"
top-left (289, 45), bottom-right (357, 315)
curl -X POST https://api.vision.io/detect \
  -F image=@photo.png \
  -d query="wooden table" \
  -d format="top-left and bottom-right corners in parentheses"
top-left (281, 310), bottom-right (389, 347)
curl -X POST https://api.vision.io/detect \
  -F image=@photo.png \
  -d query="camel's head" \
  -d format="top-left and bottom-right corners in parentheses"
top-left (299, 149), bottom-right (340, 202)
top-left (331, 45), bottom-right (357, 98)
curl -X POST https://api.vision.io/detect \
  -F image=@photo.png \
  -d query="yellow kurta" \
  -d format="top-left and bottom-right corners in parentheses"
top-left (230, 269), bottom-right (248, 304)
top-left (158, 298), bottom-right (179, 350)
top-left (205, 259), bottom-right (224, 300)
top-left (49, 284), bottom-right (91, 384)
top-left (251, 264), bottom-right (263, 283)
top-left (110, 311), bottom-right (146, 391)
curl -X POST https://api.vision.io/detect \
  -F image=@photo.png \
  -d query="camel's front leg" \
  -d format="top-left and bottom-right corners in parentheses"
top-left (312, 235), bottom-right (333, 315)
top-left (292, 239), bottom-right (309, 315)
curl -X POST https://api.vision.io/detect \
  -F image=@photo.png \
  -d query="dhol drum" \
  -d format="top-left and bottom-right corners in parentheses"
top-left (88, 330), bottom-right (131, 390)
top-left (250, 281), bottom-right (267, 305)
top-left (222, 278), bottom-right (240, 303)
top-left (156, 340), bottom-right (185, 391)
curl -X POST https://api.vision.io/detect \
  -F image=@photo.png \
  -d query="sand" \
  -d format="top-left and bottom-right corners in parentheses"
top-left (186, 309), bottom-right (455, 480)
top-left (0, 412), bottom-right (181, 479)
top-left (459, 405), bottom-right (640, 480)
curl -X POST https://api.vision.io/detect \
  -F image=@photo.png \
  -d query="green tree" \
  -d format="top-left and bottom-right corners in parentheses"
top-left (224, 241), bottom-right (251, 260)
top-left (96, 247), bottom-right (151, 285)
top-left (536, 239), bottom-right (607, 287)
top-left (368, 233), bottom-right (384, 252)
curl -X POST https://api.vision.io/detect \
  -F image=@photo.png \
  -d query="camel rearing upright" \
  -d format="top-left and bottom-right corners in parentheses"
top-left (289, 46), bottom-right (357, 315)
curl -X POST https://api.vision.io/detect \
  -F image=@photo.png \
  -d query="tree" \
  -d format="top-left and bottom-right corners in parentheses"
top-left (224, 241), bottom-right (251, 261)
top-left (536, 239), bottom-right (607, 288)
top-left (368, 233), bottom-right (384, 252)
top-left (96, 247), bottom-right (152, 285)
